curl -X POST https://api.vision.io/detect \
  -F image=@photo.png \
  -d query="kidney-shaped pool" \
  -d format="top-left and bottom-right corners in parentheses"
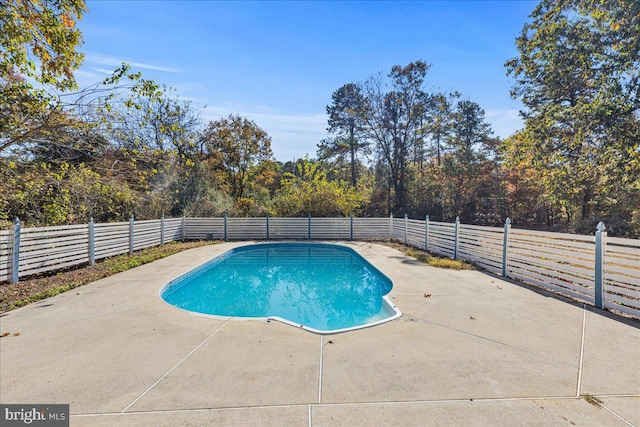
top-left (160, 243), bottom-right (402, 334)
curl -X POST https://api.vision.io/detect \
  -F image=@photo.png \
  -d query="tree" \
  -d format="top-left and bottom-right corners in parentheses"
top-left (1, 0), bottom-right (86, 153)
top-left (424, 91), bottom-right (459, 166)
top-left (362, 60), bottom-right (430, 215)
top-left (0, 160), bottom-right (138, 226)
top-left (1, 0), bottom-right (86, 89)
top-left (439, 99), bottom-right (496, 222)
top-left (319, 83), bottom-right (369, 187)
top-left (505, 0), bottom-right (640, 231)
top-left (448, 100), bottom-right (493, 163)
top-left (201, 115), bottom-right (273, 201)
top-left (271, 159), bottom-right (363, 217)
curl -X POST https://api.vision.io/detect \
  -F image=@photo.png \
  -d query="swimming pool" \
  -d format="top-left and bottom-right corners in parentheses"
top-left (160, 243), bottom-right (401, 334)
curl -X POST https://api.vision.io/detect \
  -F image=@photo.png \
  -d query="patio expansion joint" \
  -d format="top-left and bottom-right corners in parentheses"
top-left (121, 318), bottom-right (231, 413)
top-left (72, 394), bottom-right (640, 419)
top-left (576, 303), bottom-right (587, 397)
top-left (596, 401), bottom-right (635, 427)
top-left (318, 335), bottom-right (323, 404)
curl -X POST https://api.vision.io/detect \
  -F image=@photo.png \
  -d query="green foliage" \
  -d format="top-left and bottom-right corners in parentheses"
top-left (0, 160), bottom-right (137, 225)
top-left (2, 0), bottom-right (86, 155)
top-left (271, 159), bottom-right (364, 217)
top-left (503, 0), bottom-right (640, 235)
top-left (424, 91), bottom-right (460, 166)
top-left (201, 114), bottom-right (273, 201)
top-left (321, 83), bottom-right (370, 187)
top-left (448, 100), bottom-right (493, 161)
top-left (183, 187), bottom-right (234, 217)
top-left (361, 60), bottom-right (431, 215)
top-left (1, 0), bottom-right (86, 90)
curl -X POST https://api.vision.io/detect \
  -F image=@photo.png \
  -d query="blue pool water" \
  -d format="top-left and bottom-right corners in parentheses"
top-left (161, 243), bottom-right (401, 333)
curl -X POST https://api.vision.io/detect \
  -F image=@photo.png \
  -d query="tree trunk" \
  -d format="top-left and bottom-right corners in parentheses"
top-left (581, 188), bottom-right (592, 220)
top-left (349, 126), bottom-right (356, 187)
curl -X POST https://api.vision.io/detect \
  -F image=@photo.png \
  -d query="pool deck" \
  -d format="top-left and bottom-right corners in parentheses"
top-left (1, 241), bottom-right (638, 426)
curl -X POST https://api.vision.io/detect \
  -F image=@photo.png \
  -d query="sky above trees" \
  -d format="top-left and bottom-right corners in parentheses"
top-left (78, 0), bottom-right (537, 160)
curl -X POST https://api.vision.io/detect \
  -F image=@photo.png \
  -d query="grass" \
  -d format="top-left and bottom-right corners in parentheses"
top-left (0, 240), bottom-right (217, 313)
top-left (406, 248), bottom-right (475, 269)
top-left (581, 394), bottom-right (603, 407)
top-left (385, 242), bottom-right (475, 270)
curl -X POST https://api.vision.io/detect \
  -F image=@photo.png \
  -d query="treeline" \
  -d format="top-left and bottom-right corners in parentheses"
top-left (1, 0), bottom-right (638, 237)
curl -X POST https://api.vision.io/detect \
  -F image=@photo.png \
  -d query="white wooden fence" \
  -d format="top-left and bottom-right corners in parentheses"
top-left (1, 215), bottom-right (638, 318)
top-left (393, 215), bottom-right (640, 318)
top-left (183, 216), bottom-right (390, 241)
top-left (1, 216), bottom-right (183, 284)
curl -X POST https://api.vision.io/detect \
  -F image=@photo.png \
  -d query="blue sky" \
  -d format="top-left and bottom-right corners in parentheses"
top-left (78, 1), bottom-right (537, 161)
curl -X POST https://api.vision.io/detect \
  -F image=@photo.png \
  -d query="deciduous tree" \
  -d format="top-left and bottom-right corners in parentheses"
top-left (271, 159), bottom-right (363, 217)
top-left (1, 0), bottom-right (86, 153)
top-left (362, 60), bottom-right (430, 215)
top-left (505, 0), bottom-right (640, 232)
top-left (201, 115), bottom-right (273, 201)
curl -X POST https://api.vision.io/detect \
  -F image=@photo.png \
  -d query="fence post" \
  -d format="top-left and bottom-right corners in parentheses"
top-left (11, 218), bottom-right (20, 284)
top-left (350, 215), bottom-right (354, 241)
top-left (308, 213), bottom-right (311, 240)
top-left (594, 222), bottom-right (606, 309)
top-left (88, 217), bottom-right (95, 265)
top-left (160, 214), bottom-right (165, 245)
top-left (224, 214), bottom-right (228, 241)
top-left (389, 214), bottom-right (393, 240)
top-left (181, 215), bottom-right (186, 241)
top-left (129, 215), bottom-right (135, 255)
top-left (454, 216), bottom-right (460, 260)
top-left (424, 215), bottom-right (429, 252)
top-left (501, 218), bottom-right (511, 277)
top-left (404, 214), bottom-right (408, 245)
top-left (266, 215), bottom-right (270, 240)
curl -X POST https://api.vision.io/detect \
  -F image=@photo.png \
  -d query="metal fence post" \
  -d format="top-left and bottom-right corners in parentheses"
top-left (266, 215), bottom-right (270, 240)
top-left (11, 218), bottom-right (20, 284)
top-left (424, 215), bottom-right (429, 252)
top-left (454, 216), bottom-right (460, 260)
top-left (88, 217), bottom-right (95, 265)
top-left (502, 217), bottom-right (511, 277)
top-left (595, 222), bottom-right (606, 309)
top-left (404, 214), bottom-right (408, 245)
top-left (350, 215), bottom-right (354, 241)
top-left (308, 213), bottom-right (311, 240)
top-left (129, 215), bottom-right (134, 255)
top-left (181, 215), bottom-right (186, 241)
top-left (160, 214), bottom-right (165, 245)
top-left (224, 214), bottom-right (228, 241)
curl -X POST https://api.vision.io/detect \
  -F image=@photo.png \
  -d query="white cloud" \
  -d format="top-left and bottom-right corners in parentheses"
top-left (202, 105), bottom-right (327, 161)
top-left (84, 53), bottom-right (183, 74)
top-left (91, 67), bottom-right (117, 75)
top-left (74, 69), bottom-right (104, 82)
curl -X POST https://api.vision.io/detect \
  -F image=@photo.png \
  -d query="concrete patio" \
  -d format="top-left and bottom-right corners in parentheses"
top-left (1, 242), bottom-right (638, 426)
